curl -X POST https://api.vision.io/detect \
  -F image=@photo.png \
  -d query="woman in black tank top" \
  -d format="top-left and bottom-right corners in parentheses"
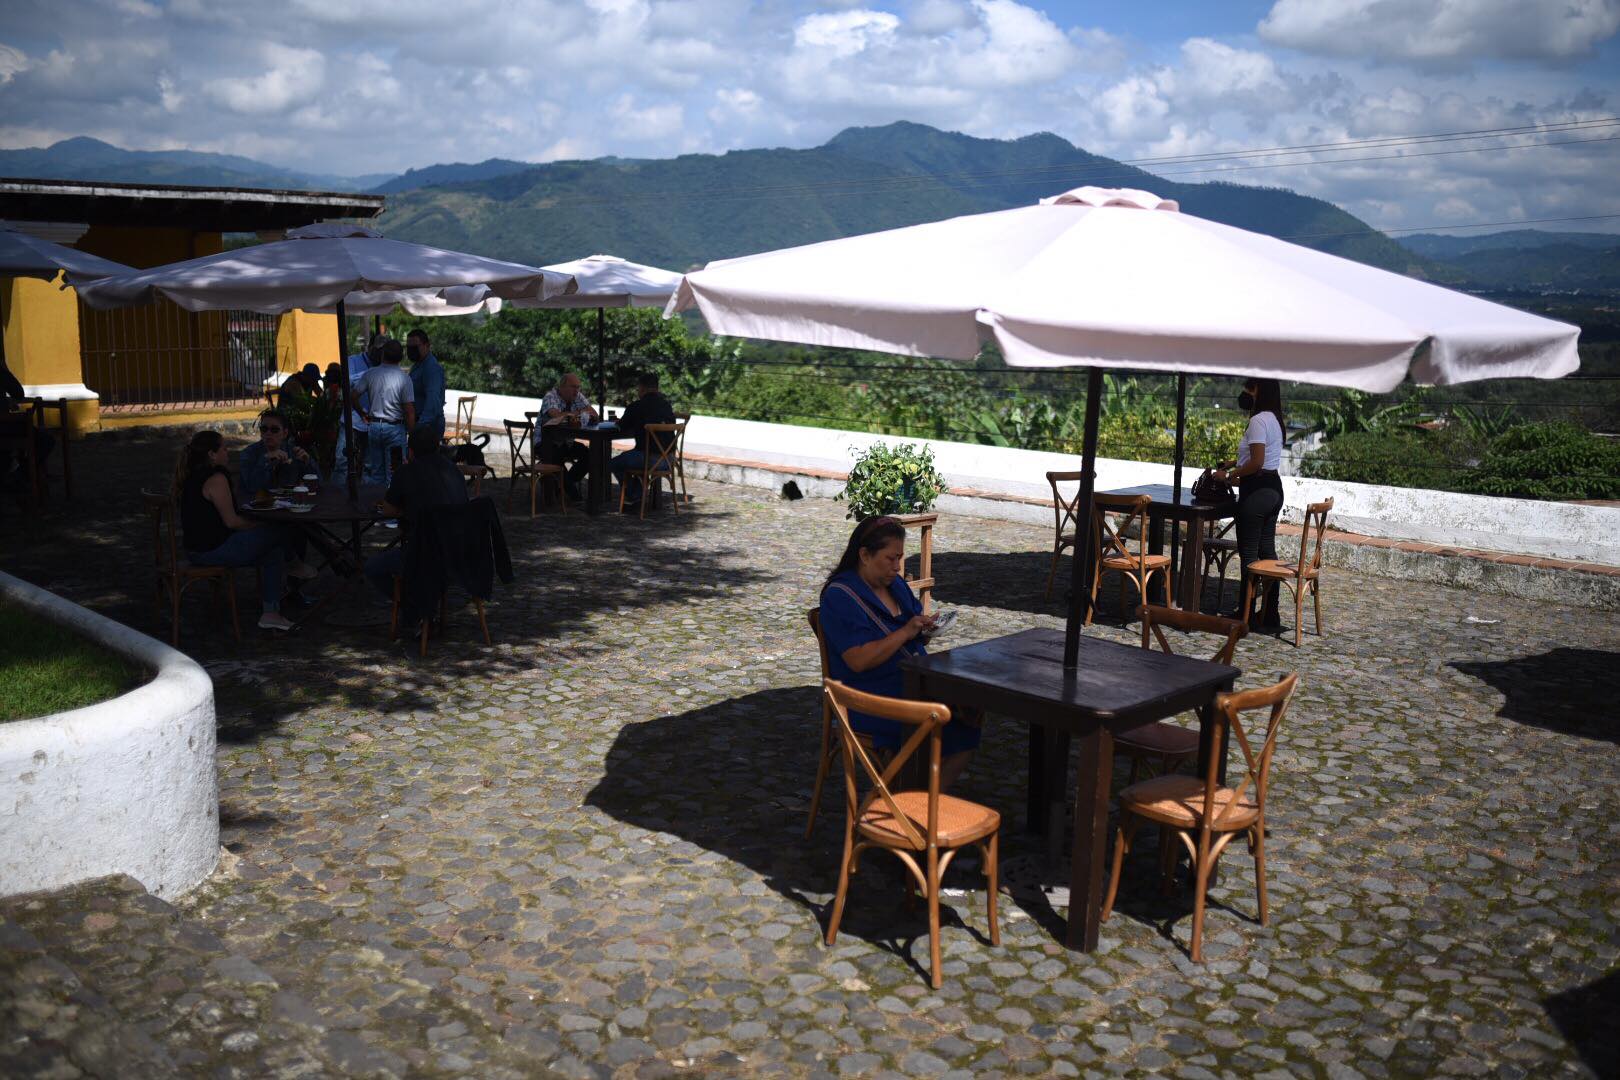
top-left (174, 430), bottom-right (307, 632)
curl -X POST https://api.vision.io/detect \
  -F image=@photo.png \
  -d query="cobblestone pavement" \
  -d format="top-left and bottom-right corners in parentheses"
top-left (3, 428), bottom-right (1618, 1079)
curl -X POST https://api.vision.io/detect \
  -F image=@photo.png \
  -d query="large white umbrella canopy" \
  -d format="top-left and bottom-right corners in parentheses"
top-left (73, 223), bottom-right (576, 313)
top-left (517, 254), bottom-right (683, 309)
top-left (668, 186), bottom-right (1579, 392)
top-left (0, 222), bottom-right (134, 281)
top-left (318, 284), bottom-right (502, 318)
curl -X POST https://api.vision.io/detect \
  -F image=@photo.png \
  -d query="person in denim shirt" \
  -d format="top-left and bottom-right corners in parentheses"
top-left (406, 329), bottom-right (446, 445)
top-left (238, 408), bottom-right (319, 495)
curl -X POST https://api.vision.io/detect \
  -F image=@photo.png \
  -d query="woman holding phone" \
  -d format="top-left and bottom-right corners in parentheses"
top-left (818, 516), bottom-right (979, 790)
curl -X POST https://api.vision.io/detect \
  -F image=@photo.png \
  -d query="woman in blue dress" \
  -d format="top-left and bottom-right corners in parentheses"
top-left (819, 516), bottom-right (980, 790)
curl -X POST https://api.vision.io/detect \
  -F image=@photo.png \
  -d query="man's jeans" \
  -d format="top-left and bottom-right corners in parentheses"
top-left (188, 527), bottom-right (289, 612)
top-left (332, 426), bottom-right (369, 485)
top-left (611, 448), bottom-right (646, 503)
top-left (364, 547), bottom-right (404, 603)
top-left (366, 422), bottom-right (408, 486)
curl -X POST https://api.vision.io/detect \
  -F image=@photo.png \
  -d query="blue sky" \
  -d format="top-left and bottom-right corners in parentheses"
top-left (1, 1), bottom-right (1617, 233)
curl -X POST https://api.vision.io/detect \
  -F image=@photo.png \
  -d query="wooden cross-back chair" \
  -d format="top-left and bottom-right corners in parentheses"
top-left (1103, 671), bottom-right (1298, 962)
top-left (1115, 605), bottom-right (1248, 784)
top-left (140, 488), bottom-right (242, 646)
top-left (1201, 517), bottom-right (1239, 610)
top-left (618, 421), bottom-right (685, 519)
top-left (1089, 493), bottom-right (1171, 624)
top-left (673, 410), bottom-right (693, 505)
top-left (445, 395), bottom-right (477, 444)
top-left (1042, 471), bottom-right (1084, 601)
top-left (804, 609), bottom-right (883, 839)
top-left (822, 678), bottom-right (1000, 989)
top-left (502, 417), bottom-right (566, 517)
top-left (1242, 497), bottom-right (1333, 646)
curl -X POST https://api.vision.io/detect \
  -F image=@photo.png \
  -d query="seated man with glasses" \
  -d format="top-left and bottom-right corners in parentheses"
top-left (239, 408), bottom-right (319, 496)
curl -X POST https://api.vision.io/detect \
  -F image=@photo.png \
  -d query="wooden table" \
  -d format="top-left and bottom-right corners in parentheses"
top-left (538, 421), bottom-right (625, 515)
top-left (903, 627), bottom-right (1237, 951)
top-left (242, 484), bottom-right (392, 622)
top-left (1100, 484), bottom-right (1236, 612)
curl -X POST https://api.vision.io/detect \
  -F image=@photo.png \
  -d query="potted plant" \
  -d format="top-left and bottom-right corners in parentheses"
top-left (838, 441), bottom-right (948, 520)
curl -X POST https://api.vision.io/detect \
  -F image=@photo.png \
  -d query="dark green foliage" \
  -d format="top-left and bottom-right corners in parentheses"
top-left (1300, 427), bottom-right (1477, 491)
top-left (1462, 422), bottom-right (1620, 500)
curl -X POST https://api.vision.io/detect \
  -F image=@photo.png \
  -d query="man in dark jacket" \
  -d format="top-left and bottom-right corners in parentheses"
top-left (610, 371), bottom-right (677, 510)
top-left (365, 425), bottom-right (469, 600)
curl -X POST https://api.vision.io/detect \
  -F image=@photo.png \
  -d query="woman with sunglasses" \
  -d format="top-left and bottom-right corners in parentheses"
top-left (239, 408), bottom-right (318, 497)
top-left (818, 516), bottom-right (980, 791)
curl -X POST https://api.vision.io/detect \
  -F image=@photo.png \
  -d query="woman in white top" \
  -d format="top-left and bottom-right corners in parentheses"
top-left (1214, 378), bottom-right (1285, 630)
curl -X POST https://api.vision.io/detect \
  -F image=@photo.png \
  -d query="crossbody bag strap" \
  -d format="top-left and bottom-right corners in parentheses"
top-left (826, 582), bottom-right (921, 655)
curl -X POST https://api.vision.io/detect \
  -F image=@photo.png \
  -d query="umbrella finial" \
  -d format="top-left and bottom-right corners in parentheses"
top-left (1041, 187), bottom-right (1179, 212)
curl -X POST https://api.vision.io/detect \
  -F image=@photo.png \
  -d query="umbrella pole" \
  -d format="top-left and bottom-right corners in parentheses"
top-left (1063, 367), bottom-right (1105, 668)
top-left (338, 301), bottom-right (359, 502)
top-left (596, 307), bottom-right (606, 409)
top-left (1170, 373), bottom-right (1187, 595)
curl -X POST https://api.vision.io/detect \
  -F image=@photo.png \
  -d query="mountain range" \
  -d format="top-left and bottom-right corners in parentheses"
top-left (3, 128), bottom-right (1617, 294)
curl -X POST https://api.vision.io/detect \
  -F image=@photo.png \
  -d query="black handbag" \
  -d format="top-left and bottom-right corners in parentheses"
top-left (1191, 466), bottom-right (1234, 503)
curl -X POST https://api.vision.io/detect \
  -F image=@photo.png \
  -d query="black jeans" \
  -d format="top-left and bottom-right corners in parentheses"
top-left (1236, 470), bottom-right (1283, 616)
top-left (538, 429), bottom-right (588, 489)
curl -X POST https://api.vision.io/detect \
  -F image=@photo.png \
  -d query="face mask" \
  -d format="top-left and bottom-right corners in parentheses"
top-left (1238, 390), bottom-right (1256, 411)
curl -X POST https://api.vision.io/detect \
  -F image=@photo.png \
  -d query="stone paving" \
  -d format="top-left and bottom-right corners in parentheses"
top-left (2, 427), bottom-right (1618, 1079)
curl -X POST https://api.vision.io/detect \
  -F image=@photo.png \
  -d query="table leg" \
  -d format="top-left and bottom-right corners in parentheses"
top-left (1026, 724), bottom-right (1047, 834)
top-left (1182, 516), bottom-right (1206, 612)
top-left (585, 437), bottom-right (610, 515)
top-left (1066, 725), bottom-right (1113, 951)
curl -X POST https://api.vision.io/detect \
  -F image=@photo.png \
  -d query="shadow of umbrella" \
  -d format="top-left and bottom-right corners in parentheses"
top-left (1450, 648), bottom-right (1620, 744)
top-left (584, 686), bottom-right (1000, 983)
top-left (1542, 968), bottom-right (1620, 1077)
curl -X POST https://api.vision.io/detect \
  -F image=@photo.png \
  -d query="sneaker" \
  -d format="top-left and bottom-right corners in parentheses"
top-left (259, 612), bottom-right (295, 631)
top-left (286, 559), bottom-right (319, 581)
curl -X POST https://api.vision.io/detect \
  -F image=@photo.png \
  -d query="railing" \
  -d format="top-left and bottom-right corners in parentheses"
top-left (78, 300), bottom-right (278, 412)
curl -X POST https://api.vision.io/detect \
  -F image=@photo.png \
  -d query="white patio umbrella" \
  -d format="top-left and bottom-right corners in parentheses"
top-left (0, 221), bottom-right (134, 282)
top-left (513, 254), bottom-right (684, 405)
top-left (75, 224), bottom-right (577, 496)
top-left (667, 186), bottom-right (1581, 659)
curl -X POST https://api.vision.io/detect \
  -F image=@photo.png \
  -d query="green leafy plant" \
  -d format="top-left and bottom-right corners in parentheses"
top-left (838, 442), bottom-right (948, 520)
top-left (1299, 427), bottom-right (1475, 491)
top-left (1295, 387), bottom-right (1428, 440)
top-left (1462, 422), bottom-right (1620, 500)
top-left (1449, 404), bottom-right (1521, 442)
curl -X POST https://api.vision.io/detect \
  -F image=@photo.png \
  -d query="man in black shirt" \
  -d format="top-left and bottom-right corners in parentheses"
top-left (610, 371), bottom-right (677, 510)
top-left (364, 426), bottom-right (469, 599)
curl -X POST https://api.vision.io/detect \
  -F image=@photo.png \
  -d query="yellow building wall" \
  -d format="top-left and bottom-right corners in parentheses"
top-left (0, 273), bottom-right (97, 433)
top-left (276, 310), bottom-right (341, 379)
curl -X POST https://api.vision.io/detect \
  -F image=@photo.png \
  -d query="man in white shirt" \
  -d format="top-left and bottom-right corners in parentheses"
top-left (358, 339), bottom-right (416, 485)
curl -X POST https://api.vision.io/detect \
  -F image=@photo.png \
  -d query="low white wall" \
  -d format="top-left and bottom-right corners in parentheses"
top-left (451, 389), bottom-right (1620, 567)
top-left (0, 571), bottom-right (218, 899)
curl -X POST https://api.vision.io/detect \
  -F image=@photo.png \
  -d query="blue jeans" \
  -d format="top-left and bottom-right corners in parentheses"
top-left (611, 449), bottom-right (645, 502)
top-left (332, 426), bottom-right (369, 485)
top-left (188, 527), bottom-right (289, 612)
top-left (366, 422), bottom-right (408, 486)
top-left (364, 547), bottom-right (403, 602)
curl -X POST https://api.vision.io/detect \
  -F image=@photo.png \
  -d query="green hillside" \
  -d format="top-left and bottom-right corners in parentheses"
top-left (0, 136), bottom-right (384, 191)
top-left (377, 121), bottom-right (1428, 275)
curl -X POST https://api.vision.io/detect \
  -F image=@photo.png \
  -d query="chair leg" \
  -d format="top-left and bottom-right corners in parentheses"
top-left (825, 827), bottom-right (855, 946)
top-left (1312, 580), bottom-right (1324, 638)
top-left (474, 599), bottom-right (490, 645)
top-left (506, 474), bottom-right (517, 511)
top-left (556, 474), bottom-right (567, 515)
top-left (639, 474), bottom-right (651, 519)
top-left (1158, 826), bottom-right (1177, 895)
top-left (1043, 543), bottom-right (1061, 601)
top-left (389, 577), bottom-right (402, 639)
top-left (1190, 831), bottom-right (1214, 963)
top-left (171, 578), bottom-right (183, 646)
top-left (224, 571), bottom-right (241, 643)
top-left (529, 473), bottom-right (539, 518)
top-left (805, 712), bottom-right (834, 840)
top-left (1240, 576), bottom-right (1256, 625)
top-left (1252, 821), bottom-right (1269, 925)
top-left (1293, 582), bottom-right (1305, 647)
top-left (1101, 816), bottom-right (1135, 920)
top-left (1086, 564), bottom-right (1102, 626)
top-left (984, 830), bottom-right (1001, 947)
top-left (926, 845), bottom-right (942, 990)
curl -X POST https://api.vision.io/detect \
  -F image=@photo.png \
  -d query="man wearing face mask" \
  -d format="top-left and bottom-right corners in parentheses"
top-left (1213, 378), bottom-right (1285, 631)
top-left (406, 328), bottom-right (446, 446)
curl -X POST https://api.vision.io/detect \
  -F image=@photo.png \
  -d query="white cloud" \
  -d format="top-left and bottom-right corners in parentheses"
top-left (206, 43), bottom-right (325, 115)
top-left (0, 44), bottom-right (28, 85)
top-left (1260, 0), bottom-right (1620, 67)
top-left (794, 10), bottom-right (900, 57)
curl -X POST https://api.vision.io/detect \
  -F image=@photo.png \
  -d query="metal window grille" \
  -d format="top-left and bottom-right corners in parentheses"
top-left (78, 300), bottom-right (279, 412)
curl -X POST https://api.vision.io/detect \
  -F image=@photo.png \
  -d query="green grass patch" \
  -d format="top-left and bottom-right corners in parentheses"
top-left (0, 602), bottom-right (145, 722)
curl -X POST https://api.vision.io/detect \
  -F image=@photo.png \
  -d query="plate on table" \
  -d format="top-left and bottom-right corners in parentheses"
top-left (288, 504), bottom-right (314, 514)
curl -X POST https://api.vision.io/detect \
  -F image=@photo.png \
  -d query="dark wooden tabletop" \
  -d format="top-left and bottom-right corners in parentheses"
top-left (241, 484), bottom-right (391, 525)
top-left (903, 627), bottom-right (1238, 730)
top-left (1101, 484), bottom-right (1235, 514)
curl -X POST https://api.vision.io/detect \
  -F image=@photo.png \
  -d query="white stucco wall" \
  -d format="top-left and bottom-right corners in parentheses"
top-left (0, 571), bottom-right (218, 899)
top-left (452, 389), bottom-right (1620, 567)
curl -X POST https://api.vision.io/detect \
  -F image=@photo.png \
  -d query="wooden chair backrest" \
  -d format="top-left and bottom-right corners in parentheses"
top-left (1093, 493), bottom-right (1151, 563)
top-left (1206, 672), bottom-right (1298, 829)
top-left (807, 608), bottom-right (832, 681)
top-left (1138, 604), bottom-right (1247, 665)
top-left (643, 422), bottom-right (683, 474)
top-left (824, 678), bottom-right (949, 850)
top-left (451, 396), bottom-right (477, 442)
top-left (1046, 470), bottom-right (1085, 541)
top-left (141, 488), bottom-right (180, 576)
top-left (503, 418), bottom-right (534, 474)
top-left (673, 411), bottom-right (692, 462)
top-left (1301, 497), bottom-right (1334, 575)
